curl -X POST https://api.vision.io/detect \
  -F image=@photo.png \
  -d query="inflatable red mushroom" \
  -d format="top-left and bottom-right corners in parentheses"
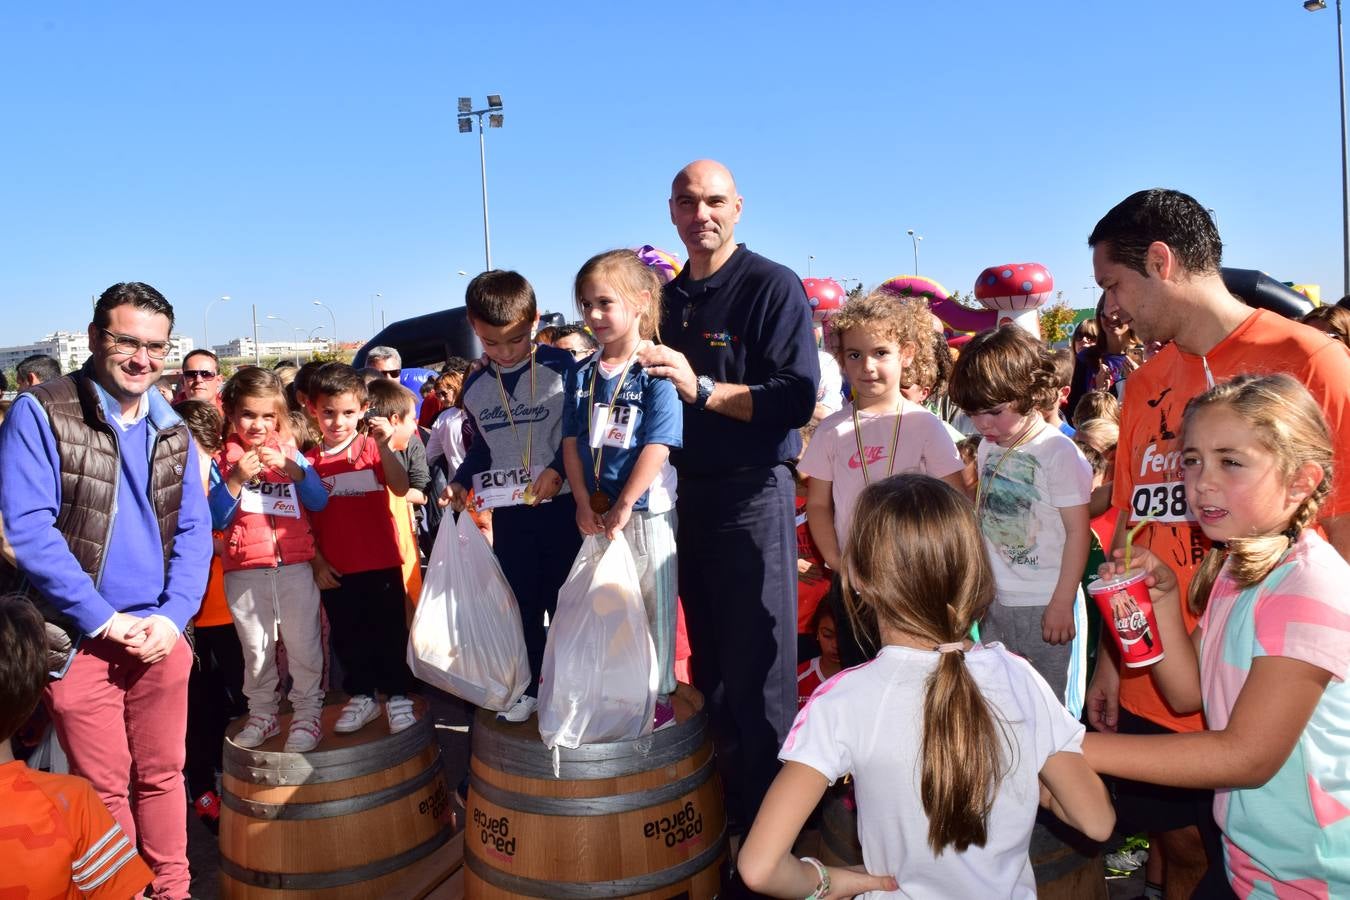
top-left (802, 277), bottom-right (846, 322)
top-left (973, 262), bottom-right (1054, 336)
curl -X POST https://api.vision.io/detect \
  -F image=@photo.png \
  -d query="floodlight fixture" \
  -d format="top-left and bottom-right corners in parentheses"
top-left (1307, 1), bottom-right (1328, 11)
top-left (457, 94), bottom-right (507, 270)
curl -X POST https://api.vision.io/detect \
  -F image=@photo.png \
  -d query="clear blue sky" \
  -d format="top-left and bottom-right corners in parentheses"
top-left (2, 1), bottom-right (1344, 351)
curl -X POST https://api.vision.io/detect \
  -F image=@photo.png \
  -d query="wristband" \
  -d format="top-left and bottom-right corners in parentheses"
top-left (801, 856), bottom-right (830, 899)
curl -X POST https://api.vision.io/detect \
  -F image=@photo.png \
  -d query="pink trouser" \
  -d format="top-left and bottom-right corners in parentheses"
top-left (46, 635), bottom-right (192, 900)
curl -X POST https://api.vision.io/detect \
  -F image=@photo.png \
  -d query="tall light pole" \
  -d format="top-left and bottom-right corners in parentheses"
top-left (251, 304), bottom-right (262, 366)
top-left (312, 299), bottom-right (337, 354)
top-left (266, 315), bottom-right (300, 366)
top-left (204, 295), bottom-right (229, 355)
top-left (807, 255), bottom-right (815, 278)
top-left (307, 325), bottom-right (326, 359)
top-left (458, 94), bottom-right (504, 271)
top-left (907, 229), bottom-right (923, 275)
top-left (370, 292), bottom-right (382, 334)
top-left (1306, 0), bottom-right (1350, 296)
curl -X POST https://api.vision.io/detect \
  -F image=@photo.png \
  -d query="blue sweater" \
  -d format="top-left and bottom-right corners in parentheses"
top-left (658, 244), bottom-right (819, 474)
top-left (0, 383), bottom-right (213, 635)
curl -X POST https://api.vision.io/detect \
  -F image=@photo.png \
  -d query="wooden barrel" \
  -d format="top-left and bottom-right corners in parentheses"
top-left (465, 687), bottom-right (726, 898)
top-left (1030, 818), bottom-right (1107, 900)
top-left (817, 782), bottom-right (862, 867)
top-left (219, 696), bottom-right (462, 899)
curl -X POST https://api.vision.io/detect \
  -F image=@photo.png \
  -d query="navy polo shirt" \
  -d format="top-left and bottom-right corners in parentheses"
top-left (659, 244), bottom-right (818, 475)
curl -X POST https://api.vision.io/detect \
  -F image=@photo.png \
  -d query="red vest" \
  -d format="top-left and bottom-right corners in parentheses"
top-left (215, 435), bottom-right (316, 572)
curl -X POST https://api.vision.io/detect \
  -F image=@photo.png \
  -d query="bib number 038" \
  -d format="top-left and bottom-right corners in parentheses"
top-left (1129, 482), bottom-right (1192, 524)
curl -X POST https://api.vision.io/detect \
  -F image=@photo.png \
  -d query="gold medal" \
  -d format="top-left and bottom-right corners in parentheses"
top-left (589, 490), bottom-right (612, 514)
top-left (522, 486), bottom-right (537, 505)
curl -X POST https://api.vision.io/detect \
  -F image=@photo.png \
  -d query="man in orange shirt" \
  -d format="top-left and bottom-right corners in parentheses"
top-left (0, 595), bottom-right (153, 898)
top-left (1087, 188), bottom-right (1350, 898)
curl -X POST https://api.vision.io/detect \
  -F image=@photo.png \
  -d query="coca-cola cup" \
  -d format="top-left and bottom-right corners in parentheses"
top-left (1087, 569), bottom-right (1165, 668)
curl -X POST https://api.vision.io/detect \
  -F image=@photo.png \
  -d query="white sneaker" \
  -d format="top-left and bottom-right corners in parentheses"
top-left (234, 714), bottom-right (279, 749)
top-left (386, 695), bottom-right (416, 734)
top-left (284, 716), bottom-right (322, 753)
top-left (498, 694), bottom-right (538, 723)
top-left (335, 695), bottom-right (380, 733)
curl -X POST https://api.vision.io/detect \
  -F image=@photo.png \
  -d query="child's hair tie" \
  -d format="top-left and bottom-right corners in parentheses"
top-left (935, 642), bottom-right (965, 656)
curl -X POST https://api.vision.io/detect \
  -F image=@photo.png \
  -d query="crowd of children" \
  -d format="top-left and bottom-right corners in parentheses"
top-left (5, 236), bottom-right (1350, 899)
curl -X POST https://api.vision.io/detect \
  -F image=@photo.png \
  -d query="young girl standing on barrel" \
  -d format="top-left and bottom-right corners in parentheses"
top-left (738, 474), bottom-right (1114, 898)
top-left (210, 368), bottom-right (329, 752)
top-left (561, 249), bottom-right (682, 727)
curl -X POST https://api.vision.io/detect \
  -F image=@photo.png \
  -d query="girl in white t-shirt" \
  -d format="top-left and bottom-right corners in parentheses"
top-left (738, 474), bottom-right (1114, 899)
top-left (800, 292), bottom-right (965, 573)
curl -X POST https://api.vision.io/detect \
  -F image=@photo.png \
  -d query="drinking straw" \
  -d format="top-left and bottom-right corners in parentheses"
top-left (1123, 517), bottom-right (1155, 572)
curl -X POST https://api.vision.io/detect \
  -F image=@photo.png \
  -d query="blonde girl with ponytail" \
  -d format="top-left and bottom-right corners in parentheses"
top-left (1085, 374), bottom-right (1350, 897)
top-left (738, 474), bottom-right (1113, 899)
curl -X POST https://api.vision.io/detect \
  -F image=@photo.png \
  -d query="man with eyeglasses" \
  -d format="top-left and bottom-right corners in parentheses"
top-left (178, 348), bottom-right (222, 406)
top-left (0, 282), bottom-right (212, 900)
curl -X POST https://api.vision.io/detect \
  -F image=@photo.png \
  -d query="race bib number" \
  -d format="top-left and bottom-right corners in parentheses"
top-left (474, 465), bottom-right (547, 509)
top-left (239, 480), bottom-right (301, 518)
top-left (1128, 482), bottom-right (1194, 524)
top-left (324, 469), bottom-right (381, 497)
top-left (588, 403), bottom-right (637, 450)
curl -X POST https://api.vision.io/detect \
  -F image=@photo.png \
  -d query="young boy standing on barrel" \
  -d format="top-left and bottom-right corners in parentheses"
top-left (443, 271), bottom-right (581, 723)
top-left (305, 363), bottom-right (418, 736)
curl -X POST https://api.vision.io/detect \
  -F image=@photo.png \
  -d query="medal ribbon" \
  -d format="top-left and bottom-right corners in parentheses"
top-left (495, 348), bottom-right (538, 473)
top-left (587, 347), bottom-right (642, 490)
top-left (851, 398), bottom-right (904, 486)
top-left (974, 418), bottom-right (1045, 513)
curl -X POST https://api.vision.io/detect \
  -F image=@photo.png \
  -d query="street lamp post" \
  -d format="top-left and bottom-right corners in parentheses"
top-left (807, 255), bottom-right (815, 278)
top-left (204, 295), bottom-right (229, 355)
top-left (266, 315), bottom-right (300, 366)
top-left (1306, 0), bottom-right (1350, 296)
top-left (907, 229), bottom-right (923, 275)
top-left (251, 304), bottom-right (262, 366)
top-left (457, 95), bottom-right (504, 272)
top-left (312, 299), bottom-right (337, 355)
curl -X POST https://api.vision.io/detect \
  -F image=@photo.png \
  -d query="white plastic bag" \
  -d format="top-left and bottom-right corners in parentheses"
top-left (538, 533), bottom-right (658, 753)
top-left (407, 511), bottom-right (530, 711)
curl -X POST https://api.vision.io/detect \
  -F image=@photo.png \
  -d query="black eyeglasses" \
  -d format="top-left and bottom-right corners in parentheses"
top-left (382, 369), bottom-right (402, 378)
top-left (100, 328), bottom-right (172, 360)
top-left (181, 369), bottom-right (218, 380)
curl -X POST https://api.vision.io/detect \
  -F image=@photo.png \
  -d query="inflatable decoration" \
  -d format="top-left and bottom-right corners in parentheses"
top-left (879, 275), bottom-right (995, 334)
top-left (802, 278), bottom-right (846, 323)
top-left (635, 245), bottom-right (682, 285)
top-left (972, 262), bottom-right (1053, 337)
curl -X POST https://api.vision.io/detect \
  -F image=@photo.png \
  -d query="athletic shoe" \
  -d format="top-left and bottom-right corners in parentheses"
top-left (284, 716), bottom-right (322, 753)
top-left (386, 695), bottom-right (417, 734)
top-left (498, 694), bottom-right (537, 723)
top-left (653, 699), bottom-right (676, 732)
top-left (193, 790), bottom-right (221, 835)
top-left (1104, 834), bottom-right (1150, 877)
top-left (233, 714), bottom-right (280, 749)
top-left (335, 695), bottom-right (381, 733)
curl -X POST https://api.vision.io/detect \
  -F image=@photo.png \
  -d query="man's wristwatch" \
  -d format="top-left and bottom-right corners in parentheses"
top-left (693, 374), bottom-right (715, 410)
